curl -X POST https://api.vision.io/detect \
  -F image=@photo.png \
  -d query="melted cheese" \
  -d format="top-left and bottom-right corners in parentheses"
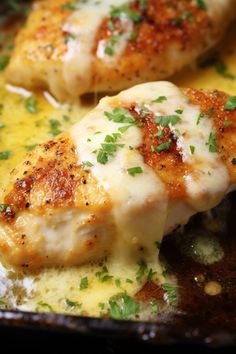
top-left (70, 81), bottom-right (229, 267)
top-left (71, 98), bottom-right (167, 265)
top-left (0, 23), bottom-right (236, 318)
top-left (63, 0), bottom-right (132, 96)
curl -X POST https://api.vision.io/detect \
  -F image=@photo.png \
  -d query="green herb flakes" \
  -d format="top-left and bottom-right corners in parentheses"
top-left (25, 96), bottom-right (38, 114)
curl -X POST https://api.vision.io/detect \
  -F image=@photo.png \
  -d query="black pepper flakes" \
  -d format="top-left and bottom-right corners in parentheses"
top-left (231, 158), bottom-right (236, 165)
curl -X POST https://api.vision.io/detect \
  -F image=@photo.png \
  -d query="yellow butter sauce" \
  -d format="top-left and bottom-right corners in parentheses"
top-left (0, 23), bottom-right (236, 317)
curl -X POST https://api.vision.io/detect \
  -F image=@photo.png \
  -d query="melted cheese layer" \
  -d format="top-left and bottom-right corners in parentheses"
top-left (63, 0), bottom-right (132, 96)
top-left (71, 97), bottom-right (167, 264)
top-left (71, 81), bottom-right (229, 265)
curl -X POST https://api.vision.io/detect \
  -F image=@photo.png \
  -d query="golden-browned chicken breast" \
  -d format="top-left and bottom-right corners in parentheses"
top-left (5, 0), bottom-right (236, 100)
top-left (0, 81), bottom-right (236, 269)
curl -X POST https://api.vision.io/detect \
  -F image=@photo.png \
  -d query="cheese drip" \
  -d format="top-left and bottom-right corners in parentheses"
top-left (118, 82), bottom-right (229, 211)
top-left (71, 98), bottom-right (167, 265)
top-left (63, 0), bottom-right (132, 96)
top-left (71, 81), bottom-right (229, 264)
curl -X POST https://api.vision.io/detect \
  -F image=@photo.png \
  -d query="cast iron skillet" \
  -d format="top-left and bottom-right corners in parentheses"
top-left (0, 1), bottom-right (236, 349)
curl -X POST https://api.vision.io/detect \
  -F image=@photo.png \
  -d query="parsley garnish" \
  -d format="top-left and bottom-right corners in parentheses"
top-left (196, 112), bottom-right (205, 125)
top-left (36, 301), bottom-right (54, 312)
top-left (0, 56), bottom-right (9, 71)
top-left (82, 161), bottom-right (93, 169)
top-left (223, 121), bottom-right (232, 127)
top-left (225, 97), bottom-right (236, 111)
top-left (110, 4), bottom-right (143, 22)
top-left (214, 60), bottom-right (235, 80)
top-left (196, 0), bottom-right (207, 10)
top-left (105, 34), bottom-right (121, 56)
top-left (155, 115), bottom-right (181, 127)
top-left (127, 167), bottom-right (143, 177)
top-left (108, 293), bottom-right (140, 320)
top-left (163, 283), bottom-right (178, 305)
top-left (150, 301), bottom-right (159, 314)
top-left (175, 109), bottom-right (183, 114)
top-left (155, 130), bottom-right (164, 138)
top-left (206, 132), bottom-right (218, 153)
top-left (25, 144), bottom-right (38, 152)
top-left (95, 265), bottom-right (113, 282)
top-left (62, 2), bottom-right (77, 10)
top-left (80, 277), bottom-right (88, 290)
top-left (48, 119), bottom-right (62, 137)
top-left (0, 204), bottom-right (8, 212)
top-left (147, 268), bottom-right (157, 282)
top-left (25, 96), bottom-right (38, 114)
top-left (190, 145), bottom-right (195, 155)
top-left (155, 141), bottom-right (172, 152)
top-left (105, 108), bottom-right (136, 124)
top-left (0, 150), bottom-right (12, 160)
top-left (65, 299), bottom-right (81, 308)
top-left (152, 96), bottom-right (167, 103)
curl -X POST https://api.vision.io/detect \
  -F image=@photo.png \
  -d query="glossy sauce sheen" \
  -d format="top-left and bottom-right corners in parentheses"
top-left (71, 82), bottom-right (229, 264)
top-left (0, 19), bottom-right (236, 317)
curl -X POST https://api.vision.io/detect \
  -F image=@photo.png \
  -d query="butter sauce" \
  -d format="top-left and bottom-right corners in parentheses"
top-left (0, 20), bottom-right (236, 317)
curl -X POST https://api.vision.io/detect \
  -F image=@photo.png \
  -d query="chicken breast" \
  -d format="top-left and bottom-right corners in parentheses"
top-left (0, 81), bottom-right (236, 269)
top-left (5, 0), bottom-right (236, 100)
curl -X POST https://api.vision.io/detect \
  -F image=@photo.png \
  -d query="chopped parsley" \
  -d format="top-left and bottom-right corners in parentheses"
top-left (110, 4), bottom-right (143, 22)
top-left (82, 161), bottom-right (93, 169)
top-left (0, 122), bottom-right (4, 129)
top-left (108, 293), bottom-right (140, 320)
top-left (150, 301), bottom-right (159, 315)
top-left (25, 96), bottom-right (38, 114)
top-left (0, 56), bottom-right (9, 71)
top-left (214, 60), bottom-right (235, 80)
top-left (62, 2), bottom-right (77, 10)
top-left (0, 204), bottom-right (8, 212)
top-left (175, 109), bottom-right (183, 114)
top-left (127, 166), bottom-right (143, 177)
top-left (36, 301), bottom-right (54, 312)
top-left (223, 121), bottom-right (232, 127)
top-left (152, 96), bottom-right (167, 103)
top-left (48, 119), bottom-right (62, 137)
top-left (136, 261), bottom-right (148, 282)
top-left (95, 265), bottom-right (113, 282)
top-left (105, 34), bottom-right (121, 56)
top-left (155, 115), bottom-right (181, 127)
top-left (126, 278), bottom-right (133, 284)
top-left (163, 283), bottom-right (178, 305)
top-left (196, 0), bottom-right (207, 10)
top-left (155, 141), bottom-right (172, 152)
top-left (147, 268), bottom-right (157, 282)
top-left (206, 132), bottom-right (218, 153)
top-left (190, 145), bottom-right (195, 155)
top-left (118, 125), bottom-right (132, 133)
top-left (65, 299), bottom-right (81, 308)
top-left (0, 150), bottom-right (12, 160)
top-left (105, 108), bottom-right (136, 124)
top-left (155, 130), bottom-right (164, 139)
top-left (196, 112), bottom-right (205, 125)
top-left (80, 277), bottom-right (89, 290)
top-left (25, 144), bottom-right (38, 152)
top-left (225, 97), bottom-right (236, 111)
top-left (115, 278), bottom-right (121, 288)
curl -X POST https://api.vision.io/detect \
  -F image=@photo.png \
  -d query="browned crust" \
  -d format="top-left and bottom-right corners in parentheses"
top-left (183, 88), bottom-right (236, 184)
top-left (127, 104), bottom-right (190, 200)
top-left (0, 133), bottom-right (108, 224)
top-left (94, 0), bottom-right (210, 77)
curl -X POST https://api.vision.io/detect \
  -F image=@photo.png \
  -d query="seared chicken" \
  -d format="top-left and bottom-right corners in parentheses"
top-left (5, 0), bottom-right (236, 100)
top-left (0, 81), bottom-right (236, 269)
